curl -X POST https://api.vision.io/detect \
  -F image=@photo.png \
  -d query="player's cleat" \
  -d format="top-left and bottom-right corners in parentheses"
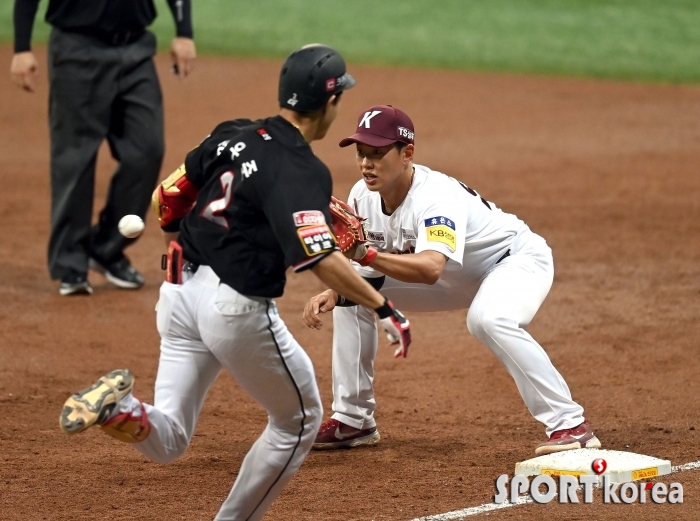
top-left (535, 420), bottom-right (601, 456)
top-left (60, 369), bottom-right (134, 434)
top-left (90, 255), bottom-right (145, 289)
top-left (59, 369), bottom-right (150, 443)
top-left (312, 418), bottom-right (380, 450)
top-left (59, 271), bottom-right (93, 296)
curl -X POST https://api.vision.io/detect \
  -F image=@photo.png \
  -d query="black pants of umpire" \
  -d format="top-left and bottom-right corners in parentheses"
top-left (47, 27), bottom-right (164, 280)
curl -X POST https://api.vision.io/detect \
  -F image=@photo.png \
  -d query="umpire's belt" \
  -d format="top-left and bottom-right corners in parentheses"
top-left (70, 27), bottom-right (145, 46)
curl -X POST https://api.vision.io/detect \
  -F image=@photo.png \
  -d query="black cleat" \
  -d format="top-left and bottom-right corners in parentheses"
top-left (59, 271), bottom-right (93, 296)
top-left (90, 255), bottom-right (145, 289)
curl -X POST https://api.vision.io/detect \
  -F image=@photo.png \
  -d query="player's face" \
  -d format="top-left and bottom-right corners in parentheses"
top-left (355, 143), bottom-right (409, 192)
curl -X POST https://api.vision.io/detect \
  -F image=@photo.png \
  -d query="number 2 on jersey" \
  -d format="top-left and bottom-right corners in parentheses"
top-left (201, 171), bottom-right (235, 228)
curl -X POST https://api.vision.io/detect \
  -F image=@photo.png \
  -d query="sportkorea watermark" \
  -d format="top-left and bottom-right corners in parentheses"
top-left (494, 458), bottom-right (683, 505)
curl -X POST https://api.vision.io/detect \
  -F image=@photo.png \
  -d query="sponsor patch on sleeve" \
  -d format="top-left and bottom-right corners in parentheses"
top-left (424, 216), bottom-right (456, 251)
top-left (297, 224), bottom-right (336, 256)
top-left (293, 210), bottom-right (326, 227)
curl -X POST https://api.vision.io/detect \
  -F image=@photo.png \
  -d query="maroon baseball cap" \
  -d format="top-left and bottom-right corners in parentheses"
top-left (339, 105), bottom-right (415, 147)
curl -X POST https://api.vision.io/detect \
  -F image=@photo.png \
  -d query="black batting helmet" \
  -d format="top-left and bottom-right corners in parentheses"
top-left (279, 44), bottom-right (356, 113)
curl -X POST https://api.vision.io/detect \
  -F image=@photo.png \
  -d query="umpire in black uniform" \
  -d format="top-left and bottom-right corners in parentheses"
top-left (11, 0), bottom-right (196, 295)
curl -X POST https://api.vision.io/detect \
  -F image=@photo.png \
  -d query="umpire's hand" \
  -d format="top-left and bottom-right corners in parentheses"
top-left (171, 37), bottom-right (196, 79)
top-left (10, 52), bottom-right (38, 93)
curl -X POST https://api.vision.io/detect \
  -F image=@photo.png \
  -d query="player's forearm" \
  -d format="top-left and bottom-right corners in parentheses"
top-left (312, 252), bottom-right (384, 310)
top-left (364, 250), bottom-right (445, 285)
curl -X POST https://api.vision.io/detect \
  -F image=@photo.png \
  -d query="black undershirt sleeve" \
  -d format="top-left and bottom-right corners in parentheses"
top-left (13, 0), bottom-right (41, 52)
top-left (165, 0), bottom-right (193, 38)
top-left (336, 276), bottom-right (386, 307)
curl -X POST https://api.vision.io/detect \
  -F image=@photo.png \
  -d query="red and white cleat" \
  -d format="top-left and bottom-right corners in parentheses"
top-left (535, 420), bottom-right (601, 456)
top-left (312, 418), bottom-right (380, 450)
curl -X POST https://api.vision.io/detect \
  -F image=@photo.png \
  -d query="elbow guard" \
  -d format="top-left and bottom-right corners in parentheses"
top-left (152, 164), bottom-right (199, 229)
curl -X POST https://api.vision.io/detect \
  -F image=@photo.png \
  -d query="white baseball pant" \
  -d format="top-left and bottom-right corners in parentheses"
top-left (331, 231), bottom-right (585, 436)
top-left (134, 266), bottom-right (322, 521)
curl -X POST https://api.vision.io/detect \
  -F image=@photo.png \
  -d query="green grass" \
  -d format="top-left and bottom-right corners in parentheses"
top-left (3, 0), bottom-right (700, 82)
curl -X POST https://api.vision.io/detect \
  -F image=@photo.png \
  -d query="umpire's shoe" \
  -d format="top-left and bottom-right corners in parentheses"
top-left (59, 271), bottom-right (93, 296)
top-left (535, 420), bottom-right (601, 455)
top-left (59, 369), bottom-right (151, 443)
top-left (90, 254), bottom-right (145, 289)
top-left (312, 418), bottom-right (380, 450)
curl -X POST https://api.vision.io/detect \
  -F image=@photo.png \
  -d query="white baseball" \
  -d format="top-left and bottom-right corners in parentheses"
top-left (118, 215), bottom-right (145, 239)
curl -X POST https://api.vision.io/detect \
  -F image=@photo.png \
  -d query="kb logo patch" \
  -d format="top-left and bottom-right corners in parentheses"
top-left (425, 216), bottom-right (456, 252)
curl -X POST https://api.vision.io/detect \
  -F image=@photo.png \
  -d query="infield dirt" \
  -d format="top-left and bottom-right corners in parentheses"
top-left (1, 45), bottom-right (699, 520)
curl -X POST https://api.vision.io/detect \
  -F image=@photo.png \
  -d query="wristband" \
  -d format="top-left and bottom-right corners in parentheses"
top-left (373, 297), bottom-right (392, 319)
top-left (357, 246), bottom-right (378, 266)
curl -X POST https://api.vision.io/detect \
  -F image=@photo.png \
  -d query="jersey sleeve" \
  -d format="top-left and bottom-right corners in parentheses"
top-left (414, 181), bottom-right (466, 270)
top-left (262, 163), bottom-right (338, 272)
top-left (13, 0), bottom-right (41, 53)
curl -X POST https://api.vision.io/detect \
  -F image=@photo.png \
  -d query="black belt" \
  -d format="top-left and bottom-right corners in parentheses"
top-left (496, 249), bottom-right (511, 264)
top-left (69, 27), bottom-right (145, 46)
top-left (184, 261), bottom-right (199, 274)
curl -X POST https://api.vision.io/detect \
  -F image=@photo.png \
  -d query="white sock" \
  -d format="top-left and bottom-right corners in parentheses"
top-left (105, 393), bottom-right (142, 422)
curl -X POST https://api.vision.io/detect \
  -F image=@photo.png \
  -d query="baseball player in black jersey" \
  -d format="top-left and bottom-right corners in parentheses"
top-left (57, 44), bottom-right (411, 520)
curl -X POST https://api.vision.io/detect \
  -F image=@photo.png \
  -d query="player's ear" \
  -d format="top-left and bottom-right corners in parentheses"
top-left (323, 93), bottom-right (341, 114)
top-left (403, 144), bottom-right (415, 164)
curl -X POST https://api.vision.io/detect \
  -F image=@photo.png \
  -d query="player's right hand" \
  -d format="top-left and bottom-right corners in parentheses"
top-left (374, 298), bottom-right (411, 358)
top-left (10, 52), bottom-right (38, 92)
top-left (170, 37), bottom-right (196, 79)
top-left (302, 289), bottom-right (337, 330)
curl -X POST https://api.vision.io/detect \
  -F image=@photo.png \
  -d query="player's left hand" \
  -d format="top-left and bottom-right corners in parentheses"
top-left (170, 37), bottom-right (196, 79)
top-left (303, 289), bottom-right (337, 329)
top-left (329, 196), bottom-right (368, 254)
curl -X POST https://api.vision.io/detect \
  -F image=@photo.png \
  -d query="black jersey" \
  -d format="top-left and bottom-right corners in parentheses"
top-left (177, 115), bottom-right (338, 298)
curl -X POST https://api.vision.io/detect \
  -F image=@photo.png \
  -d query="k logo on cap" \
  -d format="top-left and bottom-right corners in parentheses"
top-left (359, 110), bottom-right (382, 128)
top-left (339, 105), bottom-right (415, 148)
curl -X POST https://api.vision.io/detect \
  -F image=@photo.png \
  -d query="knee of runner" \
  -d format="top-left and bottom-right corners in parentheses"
top-left (275, 400), bottom-right (322, 435)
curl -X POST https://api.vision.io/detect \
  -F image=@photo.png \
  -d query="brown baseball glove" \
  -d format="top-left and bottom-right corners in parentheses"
top-left (329, 196), bottom-right (368, 253)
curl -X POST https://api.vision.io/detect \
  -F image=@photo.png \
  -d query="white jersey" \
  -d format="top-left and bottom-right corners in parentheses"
top-left (333, 166), bottom-right (586, 441)
top-left (349, 164), bottom-right (529, 284)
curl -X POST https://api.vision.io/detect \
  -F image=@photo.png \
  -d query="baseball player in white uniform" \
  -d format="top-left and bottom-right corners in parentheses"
top-left (304, 105), bottom-right (601, 455)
